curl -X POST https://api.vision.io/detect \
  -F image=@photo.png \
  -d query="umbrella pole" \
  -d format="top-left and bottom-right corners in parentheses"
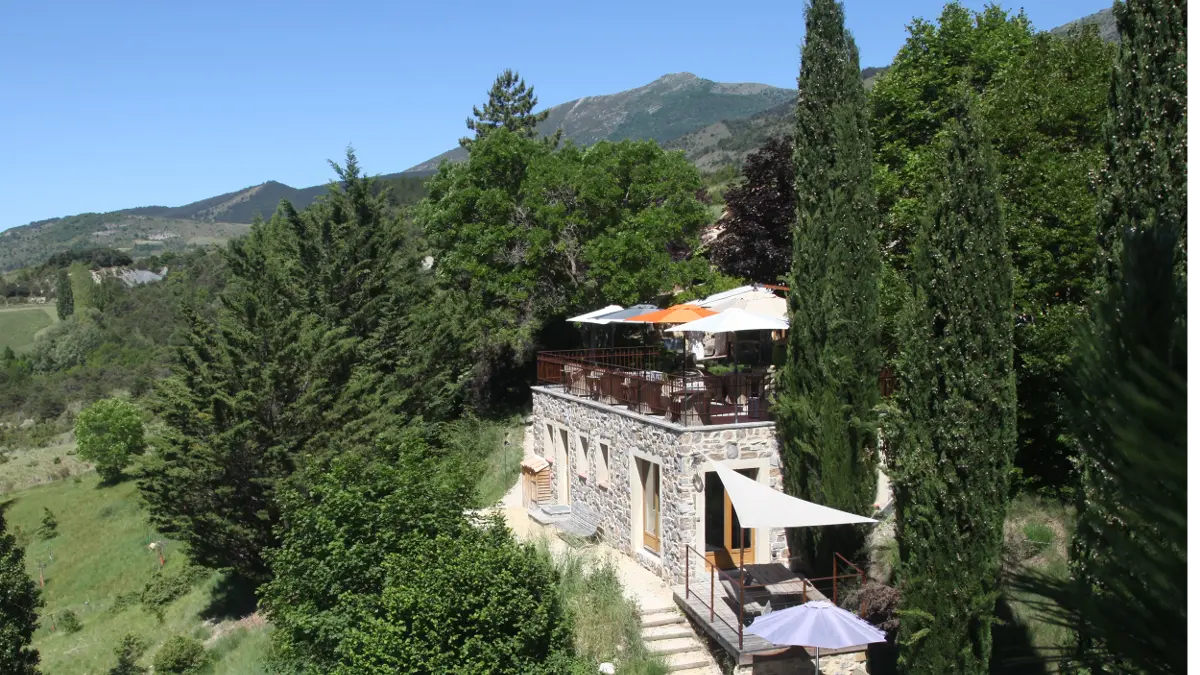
top-left (815, 646), bottom-right (819, 674)
top-left (733, 334), bottom-right (739, 423)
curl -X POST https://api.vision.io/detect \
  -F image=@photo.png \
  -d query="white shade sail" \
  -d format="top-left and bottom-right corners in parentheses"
top-left (713, 463), bottom-right (876, 529)
top-left (568, 305), bottom-right (624, 324)
top-left (667, 308), bottom-right (788, 334)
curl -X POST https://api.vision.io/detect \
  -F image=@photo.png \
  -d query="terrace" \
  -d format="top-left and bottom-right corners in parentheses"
top-left (535, 347), bottom-right (775, 427)
top-left (673, 548), bottom-right (871, 666)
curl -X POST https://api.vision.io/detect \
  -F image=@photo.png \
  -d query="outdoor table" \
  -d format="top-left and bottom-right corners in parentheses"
top-left (741, 564), bottom-right (815, 608)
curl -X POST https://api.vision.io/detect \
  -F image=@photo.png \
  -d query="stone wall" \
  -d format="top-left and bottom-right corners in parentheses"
top-left (530, 386), bottom-right (788, 584)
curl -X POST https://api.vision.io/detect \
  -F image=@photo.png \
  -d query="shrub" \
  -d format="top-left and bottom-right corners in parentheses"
top-left (58, 609), bottom-right (82, 634)
top-left (109, 629), bottom-right (147, 672)
top-left (39, 508), bottom-right (57, 539)
top-left (109, 592), bottom-right (139, 615)
top-left (152, 635), bottom-right (207, 674)
top-left (140, 564), bottom-right (207, 609)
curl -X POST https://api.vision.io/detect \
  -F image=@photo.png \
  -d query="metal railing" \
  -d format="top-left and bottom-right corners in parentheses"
top-left (682, 544), bottom-right (750, 649)
top-left (536, 349), bottom-right (774, 427)
top-left (681, 545), bottom-right (868, 651)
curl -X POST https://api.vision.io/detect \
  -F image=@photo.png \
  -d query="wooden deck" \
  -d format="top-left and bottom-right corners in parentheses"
top-left (671, 563), bottom-right (867, 666)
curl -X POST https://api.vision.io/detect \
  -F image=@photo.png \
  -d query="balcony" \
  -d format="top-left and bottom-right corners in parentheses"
top-left (535, 347), bottom-right (774, 427)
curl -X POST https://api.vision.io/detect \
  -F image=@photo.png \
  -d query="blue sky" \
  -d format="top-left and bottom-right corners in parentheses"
top-left (0, 0), bottom-right (1106, 230)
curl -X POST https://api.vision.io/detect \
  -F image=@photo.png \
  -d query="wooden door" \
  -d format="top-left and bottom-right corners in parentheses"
top-left (703, 468), bottom-right (756, 569)
top-left (558, 428), bottom-right (571, 505)
top-left (724, 481), bottom-right (755, 565)
top-left (640, 459), bottom-right (661, 553)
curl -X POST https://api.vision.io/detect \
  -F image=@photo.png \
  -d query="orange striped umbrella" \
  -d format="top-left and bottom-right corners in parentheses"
top-left (622, 303), bottom-right (718, 324)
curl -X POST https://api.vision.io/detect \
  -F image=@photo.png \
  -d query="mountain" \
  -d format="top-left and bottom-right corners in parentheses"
top-left (1049, 7), bottom-right (1117, 42)
top-left (0, 174), bottom-right (427, 272)
top-left (403, 72), bottom-right (796, 173)
top-left (669, 7), bottom-right (1119, 172)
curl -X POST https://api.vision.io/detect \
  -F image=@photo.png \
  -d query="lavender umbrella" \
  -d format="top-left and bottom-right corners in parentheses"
top-left (746, 601), bottom-right (886, 673)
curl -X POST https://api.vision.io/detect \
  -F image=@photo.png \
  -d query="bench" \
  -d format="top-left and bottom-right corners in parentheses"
top-left (553, 502), bottom-right (602, 542)
top-left (718, 568), bottom-right (774, 624)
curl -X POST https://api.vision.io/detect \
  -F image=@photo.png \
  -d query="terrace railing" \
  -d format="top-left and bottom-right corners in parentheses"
top-left (682, 545), bottom-right (868, 651)
top-left (536, 349), bottom-right (774, 427)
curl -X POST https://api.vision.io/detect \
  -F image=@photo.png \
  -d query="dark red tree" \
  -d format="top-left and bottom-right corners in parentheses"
top-left (709, 135), bottom-right (795, 283)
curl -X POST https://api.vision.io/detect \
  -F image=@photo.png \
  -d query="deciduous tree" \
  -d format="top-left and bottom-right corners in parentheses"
top-left (710, 135), bottom-right (795, 284)
top-left (75, 398), bottom-right (146, 483)
top-left (422, 130), bottom-right (711, 410)
top-left (262, 433), bottom-right (577, 674)
top-left (870, 4), bottom-right (1114, 490)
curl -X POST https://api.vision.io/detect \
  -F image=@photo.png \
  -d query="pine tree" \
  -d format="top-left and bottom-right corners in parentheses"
top-left (1022, 1), bottom-right (1186, 672)
top-left (775, 0), bottom-right (881, 570)
top-left (888, 105), bottom-right (1014, 674)
top-left (0, 513), bottom-right (42, 675)
top-left (459, 69), bottom-right (559, 149)
top-left (55, 269), bottom-right (73, 320)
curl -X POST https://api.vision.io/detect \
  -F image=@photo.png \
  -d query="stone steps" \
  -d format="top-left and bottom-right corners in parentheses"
top-left (639, 607), bottom-right (717, 674)
top-left (642, 625), bottom-right (694, 642)
top-left (662, 651), bottom-right (713, 672)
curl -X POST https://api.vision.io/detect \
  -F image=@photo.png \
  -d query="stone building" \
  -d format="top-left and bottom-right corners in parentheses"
top-left (528, 371), bottom-right (788, 584)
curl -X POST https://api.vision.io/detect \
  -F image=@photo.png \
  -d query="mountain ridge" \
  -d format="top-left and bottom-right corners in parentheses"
top-left (401, 71), bottom-right (796, 174)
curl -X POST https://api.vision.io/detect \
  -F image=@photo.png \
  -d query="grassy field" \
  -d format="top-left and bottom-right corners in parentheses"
top-left (2, 476), bottom-right (269, 674)
top-left (0, 304), bottom-right (58, 354)
top-left (994, 494), bottom-right (1076, 673)
top-left (0, 434), bottom-right (89, 494)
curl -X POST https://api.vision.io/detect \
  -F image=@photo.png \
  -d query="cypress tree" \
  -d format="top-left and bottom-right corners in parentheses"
top-left (888, 104), bottom-right (1014, 674)
top-left (459, 69), bottom-right (559, 149)
top-left (1038, 1), bottom-right (1186, 671)
top-left (55, 269), bottom-right (73, 320)
top-left (140, 151), bottom-right (432, 586)
top-left (775, 0), bottom-right (881, 570)
top-left (0, 513), bottom-right (42, 675)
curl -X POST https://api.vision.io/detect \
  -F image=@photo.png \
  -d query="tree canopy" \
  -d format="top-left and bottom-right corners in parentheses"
top-left (422, 129), bottom-right (711, 408)
top-left (261, 434), bottom-right (577, 674)
top-left (140, 151), bottom-right (428, 584)
top-left (74, 398), bottom-right (145, 483)
top-left (1014, 1), bottom-right (1187, 672)
top-left (870, 4), bottom-right (1115, 491)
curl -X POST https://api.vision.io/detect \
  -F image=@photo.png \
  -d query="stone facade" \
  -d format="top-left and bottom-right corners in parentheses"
top-left (530, 386), bottom-right (789, 584)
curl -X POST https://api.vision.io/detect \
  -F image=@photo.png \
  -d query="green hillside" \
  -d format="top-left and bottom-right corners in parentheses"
top-left (2, 474), bottom-right (270, 674)
top-left (0, 173), bottom-right (427, 272)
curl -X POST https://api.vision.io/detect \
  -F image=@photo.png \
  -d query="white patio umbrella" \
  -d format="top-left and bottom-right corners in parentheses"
top-left (667, 307), bottom-right (788, 334)
top-left (668, 308), bottom-right (788, 376)
top-left (739, 295), bottom-right (787, 320)
top-left (746, 600), bottom-right (886, 673)
top-left (567, 305), bottom-right (624, 324)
